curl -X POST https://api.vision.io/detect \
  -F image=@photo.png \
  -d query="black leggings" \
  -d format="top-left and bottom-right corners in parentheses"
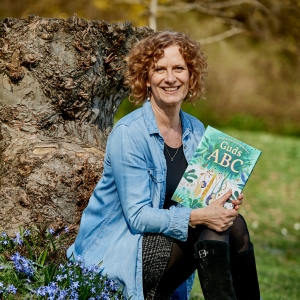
top-left (154, 214), bottom-right (251, 297)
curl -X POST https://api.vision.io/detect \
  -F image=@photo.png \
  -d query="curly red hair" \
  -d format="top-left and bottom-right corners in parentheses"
top-left (124, 30), bottom-right (208, 104)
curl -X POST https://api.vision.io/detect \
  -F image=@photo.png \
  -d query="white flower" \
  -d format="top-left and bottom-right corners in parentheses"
top-left (281, 228), bottom-right (288, 235)
top-left (252, 221), bottom-right (259, 229)
top-left (293, 223), bottom-right (300, 230)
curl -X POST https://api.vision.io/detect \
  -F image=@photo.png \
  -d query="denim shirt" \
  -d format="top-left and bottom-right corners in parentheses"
top-left (67, 101), bottom-right (205, 299)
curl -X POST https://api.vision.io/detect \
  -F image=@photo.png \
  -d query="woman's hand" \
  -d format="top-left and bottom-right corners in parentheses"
top-left (189, 190), bottom-right (238, 232)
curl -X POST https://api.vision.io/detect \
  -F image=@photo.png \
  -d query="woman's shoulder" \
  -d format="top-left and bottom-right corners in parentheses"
top-left (114, 106), bottom-right (144, 128)
top-left (110, 106), bottom-right (149, 142)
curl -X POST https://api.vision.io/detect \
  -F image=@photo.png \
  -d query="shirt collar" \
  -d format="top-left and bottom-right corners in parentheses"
top-left (142, 100), bottom-right (191, 139)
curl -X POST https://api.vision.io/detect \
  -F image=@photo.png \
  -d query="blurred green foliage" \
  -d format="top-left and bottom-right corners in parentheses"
top-left (1, 0), bottom-right (299, 136)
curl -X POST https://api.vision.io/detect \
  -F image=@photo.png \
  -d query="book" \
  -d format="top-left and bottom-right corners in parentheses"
top-left (172, 126), bottom-right (261, 209)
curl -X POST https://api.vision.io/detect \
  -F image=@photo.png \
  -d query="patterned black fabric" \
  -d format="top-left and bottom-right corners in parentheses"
top-left (142, 233), bottom-right (173, 299)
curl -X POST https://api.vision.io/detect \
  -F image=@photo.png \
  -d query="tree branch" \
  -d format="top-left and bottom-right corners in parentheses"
top-left (158, 0), bottom-right (269, 17)
top-left (201, 0), bottom-right (249, 9)
top-left (199, 27), bottom-right (245, 44)
top-left (218, 17), bottom-right (245, 28)
top-left (149, 0), bottom-right (158, 31)
top-left (158, 3), bottom-right (235, 18)
top-left (114, 0), bottom-right (142, 4)
top-left (200, 0), bottom-right (269, 12)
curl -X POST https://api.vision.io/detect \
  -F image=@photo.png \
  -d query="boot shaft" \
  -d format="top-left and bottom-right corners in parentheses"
top-left (231, 243), bottom-right (260, 300)
top-left (194, 240), bottom-right (237, 300)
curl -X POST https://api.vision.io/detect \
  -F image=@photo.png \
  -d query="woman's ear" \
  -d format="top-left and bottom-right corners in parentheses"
top-left (146, 81), bottom-right (150, 87)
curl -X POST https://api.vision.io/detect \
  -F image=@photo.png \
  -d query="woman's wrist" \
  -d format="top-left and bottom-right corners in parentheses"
top-left (189, 219), bottom-right (196, 228)
top-left (189, 211), bottom-right (197, 228)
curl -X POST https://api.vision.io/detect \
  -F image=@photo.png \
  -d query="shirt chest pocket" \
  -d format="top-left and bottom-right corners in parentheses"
top-left (148, 169), bottom-right (164, 207)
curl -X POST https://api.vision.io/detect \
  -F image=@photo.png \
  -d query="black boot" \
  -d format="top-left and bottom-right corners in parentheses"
top-left (231, 242), bottom-right (260, 300)
top-left (194, 240), bottom-right (236, 300)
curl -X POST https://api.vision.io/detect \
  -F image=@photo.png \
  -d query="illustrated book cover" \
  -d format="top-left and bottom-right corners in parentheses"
top-left (172, 126), bottom-right (262, 209)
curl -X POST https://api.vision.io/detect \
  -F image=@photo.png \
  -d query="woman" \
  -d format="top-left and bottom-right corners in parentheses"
top-left (67, 31), bottom-right (260, 300)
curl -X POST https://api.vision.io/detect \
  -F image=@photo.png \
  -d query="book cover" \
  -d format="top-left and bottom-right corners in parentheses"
top-left (172, 126), bottom-right (262, 209)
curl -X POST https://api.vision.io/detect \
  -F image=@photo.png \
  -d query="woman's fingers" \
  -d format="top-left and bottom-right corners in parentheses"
top-left (232, 192), bottom-right (244, 211)
top-left (215, 189), bottom-right (232, 206)
top-left (203, 204), bottom-right (238, 232)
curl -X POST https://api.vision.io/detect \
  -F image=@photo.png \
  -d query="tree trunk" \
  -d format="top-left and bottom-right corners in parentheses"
top-left (0, 14), bottom-right (152, 235)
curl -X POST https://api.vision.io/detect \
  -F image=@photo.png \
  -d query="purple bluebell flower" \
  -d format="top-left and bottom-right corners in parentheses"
top-left (69, 290), bottom-right (79, 299)
top-left (11, 251), bottom-right (21, 261)
top-left (36, 286), bottom-right (47, 296)
top-left (48, 227), bottom-right (55, 235)
top-left (58, 289), bottom-right (68, 299)
top-left (42, 282), bottom-right (59, 298)
top-left (11, 252), bottom-right (34, 276)
top-left (106, 279), bottom-right (118, 291)
top-left (101, 291), bottom-right (110, 300)
top-left (7, 284), bottom-right (17, 294)
top-left (56, 274), bottom-right (64, 282)
top-left (13, 232), bottom-right (23, 245)
top-left (24, 229), bottom-right (30, 236)
top-left (71, 281), bottom-right (80, 290)
top-left (67, 261), bottom-right (73, 267)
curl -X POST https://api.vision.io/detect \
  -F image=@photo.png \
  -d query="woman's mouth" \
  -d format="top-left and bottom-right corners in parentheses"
top-left (162, 87), bottom-right (180, 92)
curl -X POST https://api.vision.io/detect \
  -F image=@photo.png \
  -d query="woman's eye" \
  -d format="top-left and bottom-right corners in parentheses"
top-left (155, 68), bottom-right (164, 73)
top-left (175, 66), bottom-right (184, 71)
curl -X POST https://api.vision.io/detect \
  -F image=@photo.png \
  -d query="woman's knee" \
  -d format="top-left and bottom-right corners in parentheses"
top-left (230, 214), bottom-right (251, 254)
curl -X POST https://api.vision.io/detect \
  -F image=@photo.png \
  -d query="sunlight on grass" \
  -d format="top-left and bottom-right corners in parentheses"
top-left (191, 129), bottom-right (300, 300)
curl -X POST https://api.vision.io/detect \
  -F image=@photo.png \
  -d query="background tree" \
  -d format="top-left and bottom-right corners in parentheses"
top-left (112, 0), bottom-right (300, 135)
top-left (0, 14), bottom-right (151, 234)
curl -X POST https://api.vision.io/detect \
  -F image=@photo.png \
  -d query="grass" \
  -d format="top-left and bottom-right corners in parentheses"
top-left (191, 129), bottom-right (300, 300)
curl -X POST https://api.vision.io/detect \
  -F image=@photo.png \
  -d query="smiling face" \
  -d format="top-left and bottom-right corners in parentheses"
top-left (147, 45), bottom-right (190, 110)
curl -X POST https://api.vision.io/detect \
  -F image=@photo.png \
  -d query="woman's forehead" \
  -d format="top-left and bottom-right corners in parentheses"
top-left (151, 45), bottom-right (185, 65)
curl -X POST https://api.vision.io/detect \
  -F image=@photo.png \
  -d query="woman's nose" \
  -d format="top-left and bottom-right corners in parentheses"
top-left (165, 70), bottom-right (176, 83)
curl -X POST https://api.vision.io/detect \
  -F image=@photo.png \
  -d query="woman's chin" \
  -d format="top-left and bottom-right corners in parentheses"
top-left (153, 96), bottom-right (184, 107)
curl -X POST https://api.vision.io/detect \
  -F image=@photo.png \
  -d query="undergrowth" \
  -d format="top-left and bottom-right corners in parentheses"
top-left (0, 226), bottom-right (125, 299)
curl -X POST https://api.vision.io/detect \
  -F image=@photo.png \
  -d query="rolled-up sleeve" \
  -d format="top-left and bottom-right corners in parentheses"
top-left (108, 124), bottom-right (191, 241)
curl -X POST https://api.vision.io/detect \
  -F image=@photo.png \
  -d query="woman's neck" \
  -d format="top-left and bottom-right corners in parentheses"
top-left (151, 101), bottom-right (182, 148)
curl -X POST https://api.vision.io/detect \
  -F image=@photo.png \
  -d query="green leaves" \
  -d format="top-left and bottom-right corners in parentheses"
top-left (183, 169), bottom-right (198, 183)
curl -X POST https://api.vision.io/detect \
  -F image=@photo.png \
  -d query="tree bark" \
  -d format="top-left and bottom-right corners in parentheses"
top-left (0, 14), bottom-right (152, 235)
